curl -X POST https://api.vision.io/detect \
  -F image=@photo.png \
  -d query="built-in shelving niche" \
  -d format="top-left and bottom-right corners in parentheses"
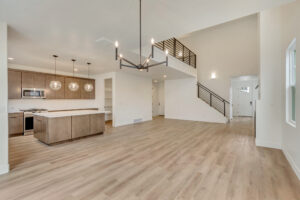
top-left (104, 79), bottom-right (113, 122)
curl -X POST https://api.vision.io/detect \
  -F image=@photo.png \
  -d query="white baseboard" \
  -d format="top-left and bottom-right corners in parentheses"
top-left (282, 148), bottom-right (300, 181)
top-left (255, 139), bottom-right (282, 149)
top-left (0, 164), bottom-right (9, 175)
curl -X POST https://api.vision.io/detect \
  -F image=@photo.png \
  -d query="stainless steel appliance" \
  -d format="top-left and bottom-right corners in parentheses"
top-left (22, 109), bottom-right (48, 135)
top-left (22, 88), bottom-right (46, 99)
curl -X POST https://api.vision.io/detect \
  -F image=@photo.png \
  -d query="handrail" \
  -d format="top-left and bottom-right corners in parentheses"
top-left (197, 82), bottom-right (229, 117)
top-left (154, 38), bottom-right (197, 68)
top-left (197, 83), bottom-right (229, 104)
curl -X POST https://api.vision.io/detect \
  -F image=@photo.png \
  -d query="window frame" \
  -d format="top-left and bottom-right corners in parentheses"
top-left (286, 38), bottom-right (296, 128)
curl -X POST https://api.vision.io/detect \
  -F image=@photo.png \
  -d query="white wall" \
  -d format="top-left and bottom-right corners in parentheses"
top-left (114, 71), bottom-right (152, 127)
top-left (0, 22), bottom-right (9, 175)
top-left (180, 14), bottom-right (259, 100)
top-left (165, 78), bottom-right (228, 123)
top-left (280, 1), bottom-right (300, 180)
top-left (257, 1), bottom-right (300, 180)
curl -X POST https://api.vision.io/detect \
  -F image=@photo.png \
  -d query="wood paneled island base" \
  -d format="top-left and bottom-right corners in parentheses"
top-left (34, 111), bottom-right (105, 145)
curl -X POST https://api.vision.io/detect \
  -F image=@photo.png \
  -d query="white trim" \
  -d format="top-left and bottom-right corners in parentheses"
top-left (282, 148), bottom-right (300, 181)
top-left (0, 164), bottom-right (9, 175)
top-left (255, 139), bottom-right (282, 149)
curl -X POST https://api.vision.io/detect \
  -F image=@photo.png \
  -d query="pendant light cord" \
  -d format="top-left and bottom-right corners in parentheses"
top-left (139, 0), bottom-right (142, 66)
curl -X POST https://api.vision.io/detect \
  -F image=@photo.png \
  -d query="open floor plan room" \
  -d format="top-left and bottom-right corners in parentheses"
top-left (0, 0), bottom-right (300, 199)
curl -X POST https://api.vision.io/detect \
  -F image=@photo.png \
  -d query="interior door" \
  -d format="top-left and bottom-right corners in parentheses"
top-left (232, 80), bottom-right (253, 117)
top-left (152, 84), bottom-right (159, 117)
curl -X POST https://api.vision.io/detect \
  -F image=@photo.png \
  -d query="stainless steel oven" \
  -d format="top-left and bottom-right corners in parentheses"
top-left (24, 112), bottom-right (34, 135)
top-left (22, 88), bottom-right (46, 99)
top-left (22, 109), bottom-right (48, 135)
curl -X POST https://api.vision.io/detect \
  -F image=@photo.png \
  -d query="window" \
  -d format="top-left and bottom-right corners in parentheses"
top-left (286, 38), bottom-right (296, 127)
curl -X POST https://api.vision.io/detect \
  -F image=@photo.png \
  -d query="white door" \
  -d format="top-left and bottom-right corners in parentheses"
top-left (152, 83), bottom-right (159, 117)
top-left (232, 80), bottom-right (254, 117)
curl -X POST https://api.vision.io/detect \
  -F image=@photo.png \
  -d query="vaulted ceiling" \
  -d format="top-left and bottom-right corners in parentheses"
top-left (0, 0), bottom-right (293, 75)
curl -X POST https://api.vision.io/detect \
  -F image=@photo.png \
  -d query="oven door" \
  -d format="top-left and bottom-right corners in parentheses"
top-left (24, 115), bottom-right (34, 133)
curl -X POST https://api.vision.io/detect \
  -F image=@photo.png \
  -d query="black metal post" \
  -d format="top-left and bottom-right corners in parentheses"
top-left (210, 93), bottom-right (212, 106)
top-left (173, 39), bottom-right (176, 57)
top-left (151, 45), bottom-right (154, 58)
top-left (223, 100), bottom-right (226, 116)
top-left (115, 48), bottom-right (118, 60)
top-left (139, 0), bottom-right (142, 65)
top-left (189, 50), bottom-right (191, 65)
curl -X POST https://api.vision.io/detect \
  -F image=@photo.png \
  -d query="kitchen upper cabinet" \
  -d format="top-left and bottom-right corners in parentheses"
top-left (45, 75), bottom-right (65, 99)
top-left (8, 70), bottom-right (22, 99)
top-left (22, 72), bottom-right (45, 89)
top-left (64, 77), bottom-right (81, 99)
top-left (80, 79), bottom-right (95, 99)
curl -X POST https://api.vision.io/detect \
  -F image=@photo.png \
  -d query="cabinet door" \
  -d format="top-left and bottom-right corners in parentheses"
top-left (80, 79), bottom-right (95, 99)
top-left (72, 115), bottom-right (90, 139)
top-left (8, 70), bottom-right (22, 99)
top-left (65, 77), bottom-right (81, 99)
top-left (90, 114), bottom-right (105, 135)
top-left (22, 71), bottom-right (35, 88)
top-left (45, 75), bottom-right (65, 99)
top-left (8, 116), bottom-right (24, 135)
top-left (34, 73), bottom-right (46, 89)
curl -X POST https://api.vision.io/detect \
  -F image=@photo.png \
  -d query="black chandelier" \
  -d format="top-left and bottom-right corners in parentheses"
top-left (114, 0), bottom-right (168, 72)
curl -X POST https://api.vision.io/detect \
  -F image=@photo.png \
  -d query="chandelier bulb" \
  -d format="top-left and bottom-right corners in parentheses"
top-left (151, 38), bottom-right (155, 45)
top-left (115, 41), bottom-right (119, 48)
top-left (165, 49), bottom-right (169, 55)
top-left (119, 54), bottom-right (123, 58)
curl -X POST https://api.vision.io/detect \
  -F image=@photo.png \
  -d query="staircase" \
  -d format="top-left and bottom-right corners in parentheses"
top-left (155, 37), bottom-right (230, 119)
top-left (197, 83), bottom-right (230, 118)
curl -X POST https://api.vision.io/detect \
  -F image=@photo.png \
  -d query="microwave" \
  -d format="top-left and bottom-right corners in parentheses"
top-left (22, 88), bottom-right (46, 99)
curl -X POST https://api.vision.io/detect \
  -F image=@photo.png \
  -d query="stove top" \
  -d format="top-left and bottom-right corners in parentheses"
top-left (21, 108), bottom-right (48, 113)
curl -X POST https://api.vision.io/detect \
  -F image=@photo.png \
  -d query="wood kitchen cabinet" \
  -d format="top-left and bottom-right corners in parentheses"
top-left (8, 113), bottom-right (24, 136)
top-left (90, 113), bottom-right (105, 135)
top-left (80, 79), bottom-right (95, 99)
top-left (8, 70), bottom-right (22, 99)
top-left (64, 77), bottom-right (81, 99)
top-left (34, 116), bottom-right (72, 144)
top-left (22, 72), bottom-right (45, 89)
top-left (45, 75), bottom-right (65, 99)
top-left (71, 115), bottom-right (90, 139)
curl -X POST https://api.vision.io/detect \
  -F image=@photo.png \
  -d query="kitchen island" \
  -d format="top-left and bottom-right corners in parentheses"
top-left (34, 110), bottom-right (108, 145)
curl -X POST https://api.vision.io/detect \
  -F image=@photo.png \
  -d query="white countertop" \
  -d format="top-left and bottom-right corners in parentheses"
top-left (34, 110), bottom-right (111, 118)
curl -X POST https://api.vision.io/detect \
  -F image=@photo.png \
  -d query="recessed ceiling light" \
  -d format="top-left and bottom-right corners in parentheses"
top-left (139, 69), bottom-right (143, 72)
top-left (8, 57), bottom-right (14, 61)
top-left (163, 75), bottom-right (167, 78)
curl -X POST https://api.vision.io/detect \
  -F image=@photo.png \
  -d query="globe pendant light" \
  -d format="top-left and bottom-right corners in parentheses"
top-left (84, 62), bottom-right (94, 92)
top-left (68, 59), bottom-right (79, 92)
top-left (49, 55), bottom-right (62, 91)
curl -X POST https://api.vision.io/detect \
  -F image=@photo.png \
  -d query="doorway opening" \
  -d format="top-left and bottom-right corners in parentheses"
top-left (152, 80), bottom-right (165, 119)
top-left (104, 78), bottom-right (113, 128)
top-left (230, 76), bottom-right (259, 118)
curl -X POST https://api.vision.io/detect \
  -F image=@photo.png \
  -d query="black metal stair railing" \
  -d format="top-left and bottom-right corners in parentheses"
top-left (155, 38), bottom-right (196, 68)
top-left (197, 82), bottom-right (230, 117)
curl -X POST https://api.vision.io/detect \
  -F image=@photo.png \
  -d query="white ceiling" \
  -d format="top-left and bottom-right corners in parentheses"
top-left (0, 0), bottom-right (293, 77)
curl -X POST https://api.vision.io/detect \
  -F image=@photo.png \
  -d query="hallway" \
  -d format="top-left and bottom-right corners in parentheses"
top-left (1, 117), bottom-right (300, 200)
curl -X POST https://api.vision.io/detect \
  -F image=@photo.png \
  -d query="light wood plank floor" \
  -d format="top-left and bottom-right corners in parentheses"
top-left (1, 117), bottom-right (300, 200)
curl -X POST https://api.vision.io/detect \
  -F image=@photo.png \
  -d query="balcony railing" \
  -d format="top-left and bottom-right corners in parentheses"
top-left (155, 38), bottom-right (197, 68)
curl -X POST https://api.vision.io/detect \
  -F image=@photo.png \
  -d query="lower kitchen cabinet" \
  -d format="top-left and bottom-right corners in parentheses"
top-left (8, 113), bottom-right (24, 135)
top-left (90, 114), bottom-right (105, 134)
top-left (71, 115), bottom-right (90, 139)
